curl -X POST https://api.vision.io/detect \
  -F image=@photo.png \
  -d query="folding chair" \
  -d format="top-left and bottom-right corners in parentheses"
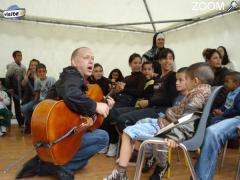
top-left (134, 86), bottom-right (223, 180)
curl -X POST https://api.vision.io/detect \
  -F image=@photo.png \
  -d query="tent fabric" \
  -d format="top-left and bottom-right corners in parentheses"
top-left (0, 0), bottom-right (235, 33)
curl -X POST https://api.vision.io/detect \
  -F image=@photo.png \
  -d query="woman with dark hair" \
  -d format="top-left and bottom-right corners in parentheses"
top-left (206, 48), bottom-right (229, 109)
top-left (205, 48), bottom-right (229, 86)
top-left (21, 59), bottom-right (40, 105)
top-left (217, 46), bottom-right (236, 70)
top-left (142, 32), bottom-right (165, 75)
top-left (87, 63), bottom-right (110, 96)
top-left (108, 68), bottom-right (124, 82)
top-left (21, 59), bottom-right (40, 133)
top-left (100, 53), bottom-right (146, 157)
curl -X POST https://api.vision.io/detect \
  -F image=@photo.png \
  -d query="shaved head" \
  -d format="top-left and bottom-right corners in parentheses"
top-left (71, 47), bottom-right (89, 62)
top-left (70, 47), bottom-right (94, 78)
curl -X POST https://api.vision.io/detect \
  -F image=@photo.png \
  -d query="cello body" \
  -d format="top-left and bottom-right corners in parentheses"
top-left (31, 84), bottom-right (104, 165)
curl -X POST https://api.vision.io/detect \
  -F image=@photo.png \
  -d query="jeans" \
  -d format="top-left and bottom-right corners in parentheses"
top-left (21, 100), bottom-right (40, 126)
top-left (64, 129), bottom-right (109, 171)
top-left (194, 116), bottom-right (240, 180)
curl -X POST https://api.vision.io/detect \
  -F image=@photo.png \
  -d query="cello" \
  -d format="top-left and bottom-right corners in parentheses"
top-left (31, 84), bottom-right (105, 165)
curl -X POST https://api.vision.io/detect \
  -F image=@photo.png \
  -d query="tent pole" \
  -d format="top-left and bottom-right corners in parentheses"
top-left (143, 0), bottom-right (156, 33)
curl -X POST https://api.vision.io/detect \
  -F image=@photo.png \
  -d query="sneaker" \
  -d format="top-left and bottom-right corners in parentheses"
top-left (106, 143), bottom-right (118, 157)
top-left (103, 169), bottom-right (128, 180)
top-left (149, 163), bottom-right (169, 180)
top-left (142, 156), bottom-right (155, 173)
top-left (0, 131), bottom-right (4, 137)
top-left (1, 126), bottom-right (7, 133)
top-left (99, 145), bottom-right (109, 154)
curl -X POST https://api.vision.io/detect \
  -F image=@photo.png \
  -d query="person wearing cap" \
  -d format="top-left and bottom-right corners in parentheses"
top-left (143, 32), bottom-right (165, 75)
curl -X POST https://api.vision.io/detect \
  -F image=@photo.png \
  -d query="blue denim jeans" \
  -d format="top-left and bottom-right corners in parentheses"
top-left (64, 129), bottom-right (109, 171)
top-left (194, 116), bottom-right (240, 180)
top-left (21, 100), bottom-right (40, 126)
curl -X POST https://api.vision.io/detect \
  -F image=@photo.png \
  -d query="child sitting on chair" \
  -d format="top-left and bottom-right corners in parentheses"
top-left (0, 80), bottom-right (13, 136)
top-left (103, 62), bottom-right (214, 180)
top-left (209, 71), bottom-right (240, 125)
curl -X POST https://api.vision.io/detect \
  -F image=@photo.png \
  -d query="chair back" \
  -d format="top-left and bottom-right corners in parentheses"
top-left (182, 86), bottom-right (223, 151)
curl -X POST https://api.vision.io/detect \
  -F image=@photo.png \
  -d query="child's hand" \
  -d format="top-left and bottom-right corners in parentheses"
top-left (0, 97), bottom-right (3, 101)
top-left (164, 139), bottom-right (178, 148)
top-left (158, 118), bottom-right (169, 128)
top-left (138, 100), bottom-right (149, 108)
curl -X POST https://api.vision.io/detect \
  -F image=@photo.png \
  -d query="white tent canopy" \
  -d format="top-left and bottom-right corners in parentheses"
top-left (0, 0), bottom-right (237, 33)
top-left (0, 0), bottom-right (239, 78)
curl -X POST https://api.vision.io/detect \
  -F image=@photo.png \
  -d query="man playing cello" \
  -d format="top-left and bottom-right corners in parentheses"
top-left (16, 47), bottom-right (114, 180)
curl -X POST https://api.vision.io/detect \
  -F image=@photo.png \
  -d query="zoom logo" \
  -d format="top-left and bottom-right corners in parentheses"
top-left (192, 1), bottom-right (225, 11)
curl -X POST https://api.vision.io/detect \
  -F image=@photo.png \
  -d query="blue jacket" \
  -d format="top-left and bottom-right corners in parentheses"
top-left (221, 88), bottom-right (240, 118)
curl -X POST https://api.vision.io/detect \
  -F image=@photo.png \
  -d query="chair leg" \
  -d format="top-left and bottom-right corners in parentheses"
top-left (134, 139), bottom-right (167, 180)
top-left (176, 147), bottom-right (181, 161)
top-left (179, 143), bottom-right (197, 180)
top-left (219, 140), bottom-right (229, 172)
top-left (167, 147), bottom-right (172, 178)
top-left (236, 158), bottom-right (240, 180)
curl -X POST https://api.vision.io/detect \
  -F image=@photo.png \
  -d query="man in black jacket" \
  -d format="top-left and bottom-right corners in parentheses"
top-left (16, 47), bottom-right (114, 180)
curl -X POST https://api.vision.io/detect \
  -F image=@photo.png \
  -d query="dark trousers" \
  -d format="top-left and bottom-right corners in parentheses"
top-left (113, 106), bottom-right (168, 131)
top-left (0, 108), bottom-right (13, 127)
top-left (100, 94), bottom-right (136, 144)
top-left (12, 96), bottom-right (23, 126)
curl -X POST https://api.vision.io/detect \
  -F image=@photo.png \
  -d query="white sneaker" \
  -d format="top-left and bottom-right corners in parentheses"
top-left (98, 145), bottom-right (108, 154)
top-left (1, 126), bottom-right (7, 133)
top-left (106, 143), bottom-right (118, 157)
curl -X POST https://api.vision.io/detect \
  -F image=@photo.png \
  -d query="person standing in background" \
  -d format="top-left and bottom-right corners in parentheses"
top-left (142, 32), bottom-right (165, 76)
top-left (5, 50), bottom-right (26, 127)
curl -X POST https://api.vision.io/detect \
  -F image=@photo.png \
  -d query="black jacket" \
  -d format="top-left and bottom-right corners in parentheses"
top-left (123, 71), bottom-right (146, 98)
top-left (87, 76), bottom-right (110, 96)
top-left (149, 71), bottom-right (178, 107)
top-left (46, 66), bottom-right (96, 117)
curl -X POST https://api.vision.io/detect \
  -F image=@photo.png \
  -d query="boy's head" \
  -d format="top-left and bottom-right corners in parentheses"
top-left (186, 62), bottom-right (214, 91)
top-left (224, 71), bottom-right (240, 91)
top-left (36, 63), bottom-right (47, 80)
top-left (142, 61), bottom-right (153, 79)
top-left (12, 50), bottom-right (22, 65)
top-left (176, 67), bottom-right (188, 94)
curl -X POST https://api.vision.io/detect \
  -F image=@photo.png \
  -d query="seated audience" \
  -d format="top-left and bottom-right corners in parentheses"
top-left (0, 80), bottom-right (13, 136)
top-left (21, 63), bottom-right (56, 133)
top-left (108, 68), bottom-right (124, 84)
top-left (209, 71), bottom-right (240, 125)
top-left (135, 61), bottom-right (155, 107)
top-left (88, 63), bottom-right (110, 96)
top-left (194, 116), bottom-right (240, 180)
top-left (21, 59), bottom-right (40, 105)
top-left (141, 67), bottom-right (189, 173)
top-left (104, 62), bottom-right (214, 180)
top-left (113, 48), bottom-right (178, 132)
top-left (99, 53), bottom-right (146, 157)
top-left (205, 48), bottom-right (229, 110)
top-left (217, 46), bottom-right (236, 71)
